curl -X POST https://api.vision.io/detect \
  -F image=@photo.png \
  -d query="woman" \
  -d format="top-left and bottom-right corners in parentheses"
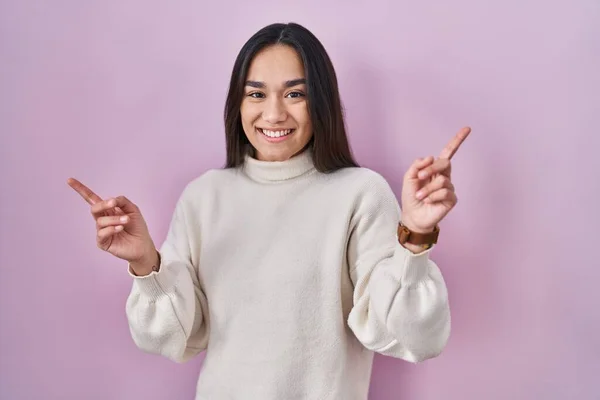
top-left (68, 22), bottom-right (469, 400)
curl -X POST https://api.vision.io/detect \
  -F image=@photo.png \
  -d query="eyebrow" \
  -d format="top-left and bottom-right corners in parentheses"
top-left (245, 78), bottom-right (306, 88)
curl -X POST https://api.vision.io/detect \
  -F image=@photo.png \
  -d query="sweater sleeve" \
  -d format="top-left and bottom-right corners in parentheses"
top-left (125, 192), bottom-right (209, 363)
top-left (346, 172), bottom-right (451, 363)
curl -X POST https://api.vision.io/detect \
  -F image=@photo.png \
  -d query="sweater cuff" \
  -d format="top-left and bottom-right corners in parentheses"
top-left (127, 256), bottom-right (176, 301)
top-left (391, 244), bottom-right (434, 286)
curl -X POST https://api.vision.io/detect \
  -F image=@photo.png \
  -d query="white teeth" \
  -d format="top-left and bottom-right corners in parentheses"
top-left (260, 129), bottom-right (292, 138)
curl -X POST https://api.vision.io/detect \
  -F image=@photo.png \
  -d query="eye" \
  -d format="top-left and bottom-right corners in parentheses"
top-left (286, 91), bottom-right (305, 98)
top-left (247, 92), bottom-right (265, 98)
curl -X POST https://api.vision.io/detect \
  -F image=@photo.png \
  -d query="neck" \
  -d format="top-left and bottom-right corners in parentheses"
top-left (242, 149), bottom-right (315, 183)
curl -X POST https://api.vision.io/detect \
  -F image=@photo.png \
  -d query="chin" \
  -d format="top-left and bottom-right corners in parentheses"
top-left (255, 148), bottom-right (297, 162)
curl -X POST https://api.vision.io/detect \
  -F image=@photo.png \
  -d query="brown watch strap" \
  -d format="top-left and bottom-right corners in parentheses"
top-left (397, 223), bottom-right (440, 246)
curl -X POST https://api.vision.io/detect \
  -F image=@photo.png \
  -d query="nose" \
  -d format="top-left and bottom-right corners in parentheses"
top-left (262, 97), bottom-right (287, 124)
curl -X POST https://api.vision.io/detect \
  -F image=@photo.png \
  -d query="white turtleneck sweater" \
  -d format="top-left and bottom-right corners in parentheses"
top-left (125, 150), bottom-right (451, 400)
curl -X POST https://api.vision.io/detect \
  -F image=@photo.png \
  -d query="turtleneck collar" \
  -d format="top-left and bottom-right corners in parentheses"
top-left (242, 149), bottom-right (316, 183)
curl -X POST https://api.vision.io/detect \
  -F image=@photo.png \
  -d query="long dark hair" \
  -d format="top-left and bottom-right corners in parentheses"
top-left (223, 22), bottom-right (359, 173)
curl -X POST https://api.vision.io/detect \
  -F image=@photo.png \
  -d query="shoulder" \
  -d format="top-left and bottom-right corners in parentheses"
top-left (175, 167), bottom-right (240, 206)
top-left (329, 166), bottom-right (395, 196)
top-left (328, 167), bottom-right (400, 217)
top-left (186, 168), bottom-right (238, 190)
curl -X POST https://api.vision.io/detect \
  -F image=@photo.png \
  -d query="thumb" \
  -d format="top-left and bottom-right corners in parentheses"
top-left (405, 156), bottom-right (434, 181)
top-left (112, 196), bottom-right (140, 215)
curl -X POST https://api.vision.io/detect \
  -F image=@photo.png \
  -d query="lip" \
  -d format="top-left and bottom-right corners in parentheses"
top-left (256, 127), bottom-right (295, 143)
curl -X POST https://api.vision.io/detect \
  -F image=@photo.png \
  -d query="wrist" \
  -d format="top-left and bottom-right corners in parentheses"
top-left (397, 220), bottom-right (440, 251)
top-left (130, 249), bottom-right (160, 277)
top-left (401, 242), bottom-right (430, 254)
top-left (400, 218), bottom-right (435, 234)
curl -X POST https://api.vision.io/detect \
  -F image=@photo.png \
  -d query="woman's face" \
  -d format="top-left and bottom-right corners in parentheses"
top-left (240, 45), bottom-right (313, 162)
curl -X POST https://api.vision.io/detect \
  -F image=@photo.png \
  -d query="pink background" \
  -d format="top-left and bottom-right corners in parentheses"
top-left (1, 1), bottom-right (598, 399)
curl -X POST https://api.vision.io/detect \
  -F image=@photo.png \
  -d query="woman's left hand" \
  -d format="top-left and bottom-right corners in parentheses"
top-left (400, 127), bottom-right (471, 233)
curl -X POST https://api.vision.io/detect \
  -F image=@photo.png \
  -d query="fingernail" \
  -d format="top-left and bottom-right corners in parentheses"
top-left (115, 225), bottom-right (123, 231)
top-left (416, 190), bottom-right (424, 199)
top-left (418, 171), bottom-right (428, 179)
top-left (107, 198), bottom-right (115, 206)
top-left (120, 216), bottom-right (128, 223)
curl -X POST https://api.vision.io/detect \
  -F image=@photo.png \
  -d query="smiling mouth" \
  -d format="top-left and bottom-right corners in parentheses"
top-left (257, 128), bottom-right (295, 139)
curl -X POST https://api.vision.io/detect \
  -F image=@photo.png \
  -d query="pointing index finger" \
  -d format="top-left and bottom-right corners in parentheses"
top-left (67, 177), bottom-right (103, 205)
top-left (439, 126), bottom-right (471, 160)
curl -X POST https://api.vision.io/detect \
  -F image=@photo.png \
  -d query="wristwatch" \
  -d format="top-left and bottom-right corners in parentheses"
top-left (397, 222), bottom-right (440, 249)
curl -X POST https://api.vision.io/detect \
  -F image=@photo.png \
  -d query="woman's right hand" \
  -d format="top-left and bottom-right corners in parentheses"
top-left (67, 177), bottom-right (159, 275)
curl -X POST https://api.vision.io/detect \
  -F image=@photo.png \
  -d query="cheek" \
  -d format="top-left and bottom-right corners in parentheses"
top-left (292, 104), bottom-right (311, 127)
top-left (240, 102), bottom-right (259, 124)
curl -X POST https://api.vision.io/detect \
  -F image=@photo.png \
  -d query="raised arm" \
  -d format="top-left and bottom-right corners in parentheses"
top-left (346, 126), bottom-right (470, 362)
top-left (346, 173), bottom-right (451, 362)
top-left (67, 178), bottom-right (208, 363)
top-left (125, 190), bottom-right (209, 363)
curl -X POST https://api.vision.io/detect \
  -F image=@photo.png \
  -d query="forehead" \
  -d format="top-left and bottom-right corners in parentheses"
top-left (246, 45), bottom-right (305, 82)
